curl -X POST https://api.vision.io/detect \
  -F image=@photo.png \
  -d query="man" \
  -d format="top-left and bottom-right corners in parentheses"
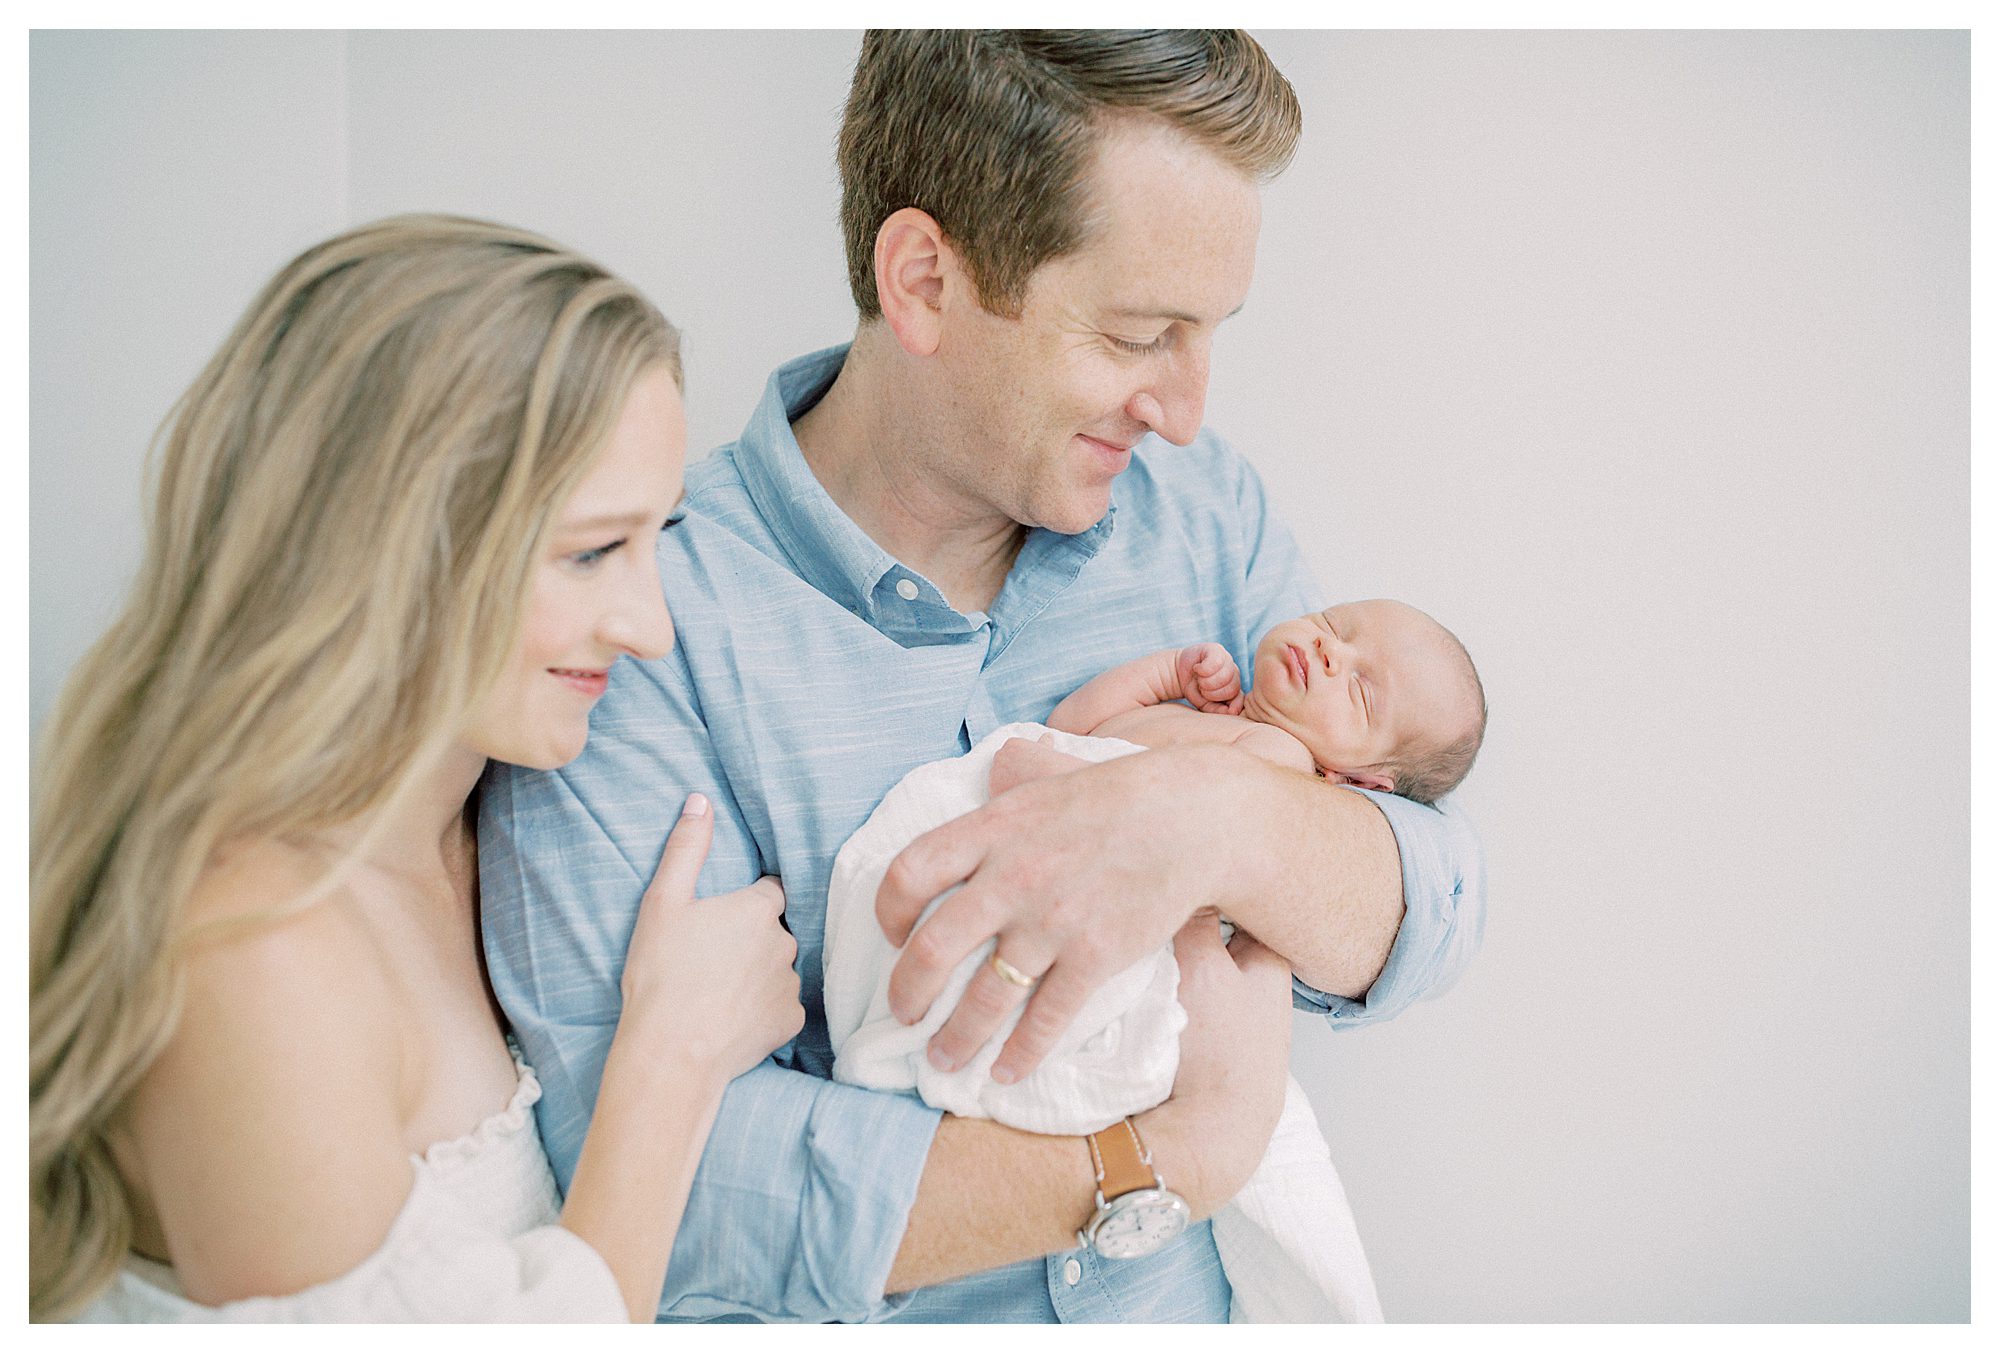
top-left (482, 30), bottom-right (1484, 1322)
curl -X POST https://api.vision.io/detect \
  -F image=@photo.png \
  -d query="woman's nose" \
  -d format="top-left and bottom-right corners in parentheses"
top-left (606, 581), bottom-right (675, 661)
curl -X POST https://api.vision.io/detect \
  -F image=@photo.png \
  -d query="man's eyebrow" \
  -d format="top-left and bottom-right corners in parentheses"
top-left (1104, 302), bottom-right (1246, 325)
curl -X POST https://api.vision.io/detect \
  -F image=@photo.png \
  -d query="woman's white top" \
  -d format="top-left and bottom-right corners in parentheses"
top-left (78, 1051), bottom-right (624, 1323)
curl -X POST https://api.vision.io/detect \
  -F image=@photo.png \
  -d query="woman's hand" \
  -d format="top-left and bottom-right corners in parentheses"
top-left (617, 794), bottom-right (804, 1080)
top-left (568, 795), bottom-right (802, 1319)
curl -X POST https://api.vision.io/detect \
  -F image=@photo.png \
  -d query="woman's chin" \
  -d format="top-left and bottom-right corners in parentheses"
top-left (484, 725), bottom-right (588, 774)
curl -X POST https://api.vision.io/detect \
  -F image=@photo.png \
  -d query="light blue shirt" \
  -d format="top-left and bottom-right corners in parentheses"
top-left (479, 344), bottom-right (1486, 1323)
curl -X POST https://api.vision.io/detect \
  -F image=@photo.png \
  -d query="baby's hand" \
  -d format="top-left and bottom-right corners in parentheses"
top-left (1177, 642), bottom-right (1244, 715)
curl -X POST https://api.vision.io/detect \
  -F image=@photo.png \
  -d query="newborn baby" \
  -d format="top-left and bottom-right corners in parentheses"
top-left (822, 599), bottom-right (1484, 1321)
top-left (1044, 598), bottom-right (1485, 802)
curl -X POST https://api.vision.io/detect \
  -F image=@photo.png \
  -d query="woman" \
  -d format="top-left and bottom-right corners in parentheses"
top-left (30, 215), bottom-right (803, 1321)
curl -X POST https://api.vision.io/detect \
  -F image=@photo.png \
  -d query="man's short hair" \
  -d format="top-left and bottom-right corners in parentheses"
top-left (837, 30), bottom-right (1302, 320)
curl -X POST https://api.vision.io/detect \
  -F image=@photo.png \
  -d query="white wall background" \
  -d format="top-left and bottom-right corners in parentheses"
top-left (30, 30), bottom-right (1968, 1322)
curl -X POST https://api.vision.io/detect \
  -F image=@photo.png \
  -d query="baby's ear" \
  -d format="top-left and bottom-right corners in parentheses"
top-left (1326, 767), bottom-right (1396, 794)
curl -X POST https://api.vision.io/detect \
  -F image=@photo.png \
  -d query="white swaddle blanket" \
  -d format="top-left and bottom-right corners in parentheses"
top-left (823, 722), bottom-right (1383, 1323)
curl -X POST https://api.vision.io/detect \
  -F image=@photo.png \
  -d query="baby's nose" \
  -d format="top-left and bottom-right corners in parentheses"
top-left (1314, 636), bottom-right (1336, 671)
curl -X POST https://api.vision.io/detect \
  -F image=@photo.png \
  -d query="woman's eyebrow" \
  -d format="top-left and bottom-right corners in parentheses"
top-left (558, 510), bottom-right (654, 533)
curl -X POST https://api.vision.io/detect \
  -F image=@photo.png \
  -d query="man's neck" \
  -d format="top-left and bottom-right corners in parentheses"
top-left (793, 329), bottom-right (1026, 613)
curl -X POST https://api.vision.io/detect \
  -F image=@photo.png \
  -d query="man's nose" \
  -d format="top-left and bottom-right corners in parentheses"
top-left (1126, 344), bottom-right (1211, 447)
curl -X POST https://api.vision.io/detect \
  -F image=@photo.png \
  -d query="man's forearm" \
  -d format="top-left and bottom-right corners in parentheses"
top-left (885, 1116), bottom-right (1092, 1292)
top-left (885, 1102), bottom-right (1215, 1294)
top-left (1216, 750), bottom-right (1404, 997)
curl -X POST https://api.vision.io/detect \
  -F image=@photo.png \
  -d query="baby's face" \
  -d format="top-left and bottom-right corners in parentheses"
top-left (1243, 599), bottom-right (1472, 790)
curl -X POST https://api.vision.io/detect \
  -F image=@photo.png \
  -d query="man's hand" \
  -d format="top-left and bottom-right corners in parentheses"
top-left (883, 909), bottom-right (1294, 1293)
top-left (877, 742), bottom-right (1254, 1083)
top-left (1156, 909), bottom-right (1293, 1210)
top-left (984, 732), bottom-right (1087, 798)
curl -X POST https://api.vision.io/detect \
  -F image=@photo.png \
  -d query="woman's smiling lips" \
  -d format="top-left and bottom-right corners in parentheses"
top-left (551, 667), bottom-right (610, 698)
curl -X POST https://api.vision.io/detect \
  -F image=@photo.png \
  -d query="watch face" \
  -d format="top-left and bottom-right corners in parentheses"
top-left (1089, 1189), bottom-right (1190, 1261)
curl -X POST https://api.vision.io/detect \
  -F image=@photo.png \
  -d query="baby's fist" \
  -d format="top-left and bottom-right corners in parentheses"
top-left (1178, 642), bottom-right (1244, 715)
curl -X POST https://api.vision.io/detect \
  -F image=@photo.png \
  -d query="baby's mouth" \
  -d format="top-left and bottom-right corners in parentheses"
top-left (1285, 645), bottom-right (1309, 688)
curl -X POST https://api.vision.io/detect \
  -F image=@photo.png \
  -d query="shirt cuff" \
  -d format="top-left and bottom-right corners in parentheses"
top-left (657, 1066), bottom-right (942, 1323)
top-left (1290, 788), bottom-right (1487, 1028)
top-left (800, 1080), bottom-right (942, 1321)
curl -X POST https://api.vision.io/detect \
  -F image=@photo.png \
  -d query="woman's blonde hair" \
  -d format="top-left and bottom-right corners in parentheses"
top-left (29, 214), bottom-right (679, 1321)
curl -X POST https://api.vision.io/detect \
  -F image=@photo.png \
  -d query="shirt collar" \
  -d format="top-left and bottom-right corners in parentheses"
top-left (732, 343), bottom-right (1117, 638)
top-left (734, 343), bottom-right (899, 619)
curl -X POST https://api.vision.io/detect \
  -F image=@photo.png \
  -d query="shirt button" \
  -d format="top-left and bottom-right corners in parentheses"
top-left (1063, 1257), bottom-right (1082, 1286)
top-left (895, 578), bottom-right (920, 601)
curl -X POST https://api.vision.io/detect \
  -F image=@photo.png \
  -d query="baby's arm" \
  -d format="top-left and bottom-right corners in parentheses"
top-left (994, 705), bottom-right (1317, 800)
top-left (1048, 643), bottom-right (1243, 736)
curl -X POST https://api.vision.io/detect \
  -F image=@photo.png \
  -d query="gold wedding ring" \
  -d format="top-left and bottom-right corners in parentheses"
top-left (989, 952), bottom-right (1038, 988)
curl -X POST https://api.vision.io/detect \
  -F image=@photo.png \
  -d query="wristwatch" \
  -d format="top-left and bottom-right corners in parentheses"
top-left (1077, 1117), bottom-right (1190, 1260)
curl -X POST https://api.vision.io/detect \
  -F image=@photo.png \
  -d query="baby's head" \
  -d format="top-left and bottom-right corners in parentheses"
top-left (1242, 599), bottom-right (1485, 804)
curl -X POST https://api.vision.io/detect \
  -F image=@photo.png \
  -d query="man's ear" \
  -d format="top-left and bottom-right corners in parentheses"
top-left (1327, 767), bottom-right (1397, 794)
top-left (873, 207), bottom-right (950, 357)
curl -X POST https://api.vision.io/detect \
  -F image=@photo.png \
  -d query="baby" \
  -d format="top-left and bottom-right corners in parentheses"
top-left (1043, 598), bottom-right (1485, 803)
top-left (822, 598), bottom-right (1483, 1322)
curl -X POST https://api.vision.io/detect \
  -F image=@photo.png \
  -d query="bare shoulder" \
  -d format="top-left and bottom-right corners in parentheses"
top-left (1093, 705), bottom-right (1318, 775)
top-left (124, 839), bottom-right (416, 1304)
top-left (176, 839), bottom-right (403, 1053)
top-left (1092, 703), bottom-right (1258, 752)
top-left (1230, 721), bottom-right (1319, 776)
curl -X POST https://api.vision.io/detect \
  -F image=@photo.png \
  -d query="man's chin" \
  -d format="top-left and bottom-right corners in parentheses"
top-left (1020, 482), bottom-right (1117, 536)
top-left (1032, 499), bottom-right (1113, 535)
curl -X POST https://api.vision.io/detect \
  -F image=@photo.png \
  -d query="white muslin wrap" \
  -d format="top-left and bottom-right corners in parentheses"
top-left (822, 722), bottom-right (1384, 1323)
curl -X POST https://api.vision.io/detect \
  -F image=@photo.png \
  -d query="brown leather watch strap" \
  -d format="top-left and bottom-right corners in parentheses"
top-left (1086, 1117), bottom-right (1158, 1200)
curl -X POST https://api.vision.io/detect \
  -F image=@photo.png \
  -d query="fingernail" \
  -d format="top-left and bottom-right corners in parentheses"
top-left (927, 1045), bottom-right (956, 1072)
top-left (992, 1065), bottom-right (1016, 1085)
top-left (682, 792), bottom-right (709, 817)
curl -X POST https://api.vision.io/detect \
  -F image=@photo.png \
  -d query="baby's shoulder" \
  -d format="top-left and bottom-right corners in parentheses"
top-left (1099, 704), bottom-right (1316, 775)
top-left (1230, 721), bottom-right (1319, 776)
top-left (1092, 704), bottom-right (1276, 757)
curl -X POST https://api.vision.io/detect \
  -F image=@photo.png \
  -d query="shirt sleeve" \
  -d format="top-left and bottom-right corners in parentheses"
top-left (1219, 442), bottom-right (1490, 1027)
top-left (478, 644), bottom-right (942, 1324)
